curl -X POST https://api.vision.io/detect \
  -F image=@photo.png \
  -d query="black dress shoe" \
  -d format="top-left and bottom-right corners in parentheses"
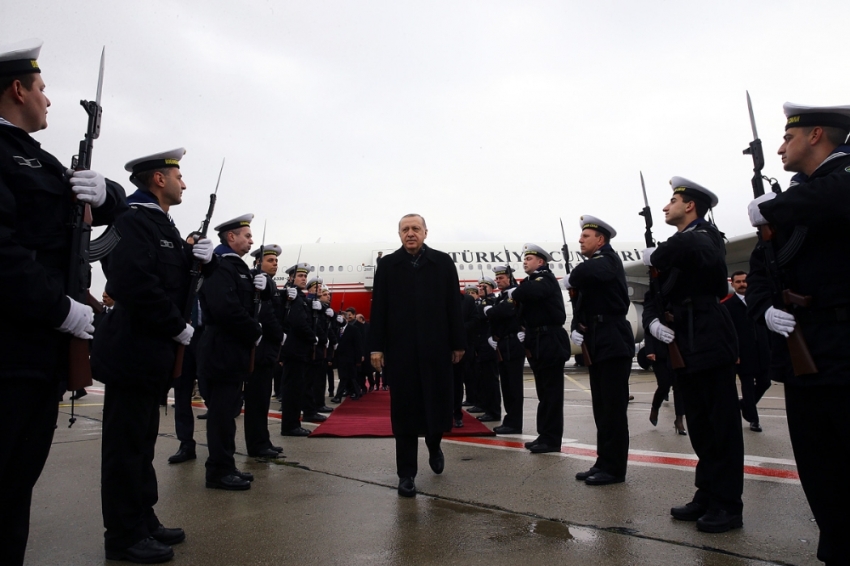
top-left (271, 445), bottom-right (284, 453)
top-left (529, 443), bottom-right (561, 454)
top-left (330, 397), bottom-right (342, 403)
top-left (167, 447), bottom-right (196, 464)
top-left (477, 413), bottom-right (500, 422)
top-left (493, 425), bottom-right (521, 434)
top-left (70, 389), bottom-right (88, 401)
top-left (150, 524), bottom-right (185, 545)
top-left (585, 471), bottom-right (625, 486)
top-left (233, 468), bottom-right (254, 482)
top-left (302, 413), bottom-right (327, 423)
top-left (649, 407), bottom-right (659, 427)
top-left (249, 448), bottom-right (280, 458)
top-left (524, 438), bottom-right (541, 449)
top-left (670, 501), bottom-right (707, 521)
top-left (281, 427), bottom-right (312, 437)
top-left (206, 474), bottom-right (251, 491)
top-left (453, 418), bottom-right (464, 428)
top-left (318, 405), bottom-right (334, 413)
top-left (696, 509), bottom-right (743, 533)
top-left (105, 536), bottom-right (174, 563)
top-left (381, 385), bottom-right (388, 391)
top-left (467, 406), bottom-right (484, 413)
top-left (750, 422), bottom-right (762, 432)
top-left (398, 477), bottom-right (416, 497)
top-left (461, 400), bottom-right (473, 407)
top-left (429, 449), bottom-right (445, 474)
top-left (575, 467), bottom-right (600, 481)
top-left (350, 393), bottom-right (361, 400)
top-left (196, 412), bottom-right (208, 420)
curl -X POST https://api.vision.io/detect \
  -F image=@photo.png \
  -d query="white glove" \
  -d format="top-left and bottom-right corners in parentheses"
top-left (570, 330), bottom-right (584, 346)
top-left (312, 300), bottom-right (322, 310)
top-left (68, 169), bottom-right (107, 207)
top-left (325, 308), bottom-right (334, 317)
top-left (505, 288), bottom-right (516, 299)
top-left (192, 238), bottom-right (214, 264)
top-left (172, 323), bottom-right (194, 345)
top-left (487, 336), bottom-right (498, 350)
top-left (336, 314), bottom-right (344, 324)
top-left (253, 274), bottom-right (267, 291)
top-left (562, 278), bottom-right (572, 290)
top-left (286, 287), bottom-right (297, 300)
top-left (483, 305), bottom-right (492, 315)
top-left (748, 192), bottom-right (777, 227)
top-left (517, 331), bottom-right (525, 343)
top-left (255, 334), bottom-right (263, 346)
top-left (56, 297), bottom-right (95, 339)
top-left (281, 333), bottom-right (287, 345)
top-left (765, 306), bottom-right (796, 337)
top-left (648, 318), bottom-right (675, 344)
top-left (642, 247), bottom-right (656, 267)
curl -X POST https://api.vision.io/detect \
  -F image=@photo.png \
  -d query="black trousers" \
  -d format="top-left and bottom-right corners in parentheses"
top-left (529, 357), bottom-right (566, 447)
top-left (588, 356), bottom-right (631, 477)
top-left (395, 433), bottom-right (443, 478)
top-left (336, 360), bottom-right (362, 397)
top-left (173, 342), bottom-right (200, 450)
top-left (738, 369), bottom-right (771, 424)
top-left (244, 364), bottom-right (274, 454)
top-left (786, 384), bottom-right (850, 564)
top-left (272, 362), bottom-right (283, 398)
top-left (280, 357), bottom-right (307, 431)
top-left (204, 379), bottom-right (242, 481)
top-left (677, 365), bottom-right (744, 514)
top-left (452, 356), bottom-right (467, 420)
top-left (308, 361), bottom-right (327, 411)
top-left (0, 379), bottom-right (59, 566)
top-left (476, 357), bottom-right (501, 417)
top-left (498, 352), bottom-right (525, 430)
top-left (101, 381), bottom-right (163, 551)
top-left (326, 364), bottom-right (335, 396)
top-left (651, 358), bottom-right (685, 417)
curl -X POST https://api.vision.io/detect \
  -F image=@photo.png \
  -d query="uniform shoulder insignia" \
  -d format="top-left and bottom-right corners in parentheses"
top-left (13, 156), bottom-right (41, 168)
top-left (535, 277), bottom-right (543, 281)
top-left (159, 240), bottom-right (174, 248)
top-left (844, 165), bottom-right (850, 173)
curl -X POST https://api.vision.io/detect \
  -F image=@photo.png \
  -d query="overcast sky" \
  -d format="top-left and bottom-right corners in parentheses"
top-left (3, 0), bottom-right (847, 252)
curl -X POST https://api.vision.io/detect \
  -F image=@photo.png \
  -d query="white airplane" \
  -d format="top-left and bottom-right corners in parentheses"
top-left (271, 232), bottom-right (758, 364)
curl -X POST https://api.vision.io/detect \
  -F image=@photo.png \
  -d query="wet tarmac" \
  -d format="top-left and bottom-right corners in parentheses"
top-left (26, 366), bottom-right (817, 565)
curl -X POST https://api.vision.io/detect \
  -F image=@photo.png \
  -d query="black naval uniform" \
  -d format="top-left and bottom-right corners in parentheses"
top-left (92, 189), bottom-right (204, 553)
top-left (306, 301), bottom-right (332, 414)
top-left (486, 286), bottom-right (526, 431)
top-left (453, 293), bottom-right (478, 421)
top-left (747, 148), bottom-right (850, 564)
top-left (280, 286), bottom-right (316, 434)
top-left (172, 300), bottom-right (205, 458)
top-left (569, 243), bottom-right (634, 479)
top-left (511, 264), bottom-right (570, 449)
top-left (642, 218), bottom-right (743, 517)
top-left (475, 292), bottom-right (501, 419)
top-left (0, 122), bottom-right (123, 565)
top-left (244, 272), bottom-right (283, 456)
top-left (197, 245), bottom-right (264, 483)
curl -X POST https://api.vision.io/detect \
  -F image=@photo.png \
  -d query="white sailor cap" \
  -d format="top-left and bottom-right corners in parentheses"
top-left (478, 276), bottom-right (496, 288)
top-left (307, 276), bottom-right (323, 288)
top-left (579, 215), bottom-right (617, 239)
top-left (321, 284), bottom-right (330, 293)
top-left (670, 176), bottom-right (718, 208)
top-left (522, 243), bottom-right (553, 262)
top-left (125, 148), bottom-right (186, 177)
top-left (464, 284), bottom-right (479, 292)
top-left (492, 265), bottom-right (511, 276)
top-left (784, 102), bottom-right (850, 131)
top-left (214, 214), bottom-right (254, 233)
top-left (249, 244), bottom-right (282, 259)
top-left (0, 38), bottom-right (43, 78)
top-left (293, 263), bottom-right (313, 275)
top-left (285, 264), bottom-right (298, 276)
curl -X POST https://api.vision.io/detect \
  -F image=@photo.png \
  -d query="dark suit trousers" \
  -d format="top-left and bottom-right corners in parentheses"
top-left (588, 356), bottom-right (631, 477)
top-left (677, 365), bottom-right (744, 514)
top-left (529, 357), bottom-right (566, 447)
top-left (173, 344), bottom-right (199, 449)
top-left (280, 357), bottom-right (307, 431)
top-left (326, 364), bottom-right (335, 396)
top-left (785, 384), bottom-right (850, 564)
top-left (336, 360), bottom-right (361, 397)
top-left (244, 364), bottom-right (273, 454)
top-left (499, 353), bottom-right (525, 430)
top-left (204, 379), bottom-right (242, 480)
top-left (477, 357), bottom-right (501, 417)
top-left (738, 369), bottom-right (771, 424)
top-left (102, 381), bottom-right (162, 551)
top-left (0, 379), bottom-right (59, 566)
top-left (395, 433), bottom-right (442, 478)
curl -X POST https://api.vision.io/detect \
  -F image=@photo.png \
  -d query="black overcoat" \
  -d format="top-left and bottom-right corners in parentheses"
top-left (369, 244), bottom-right (466, 436)
top-left (722, 294), bottom-right (770, 377)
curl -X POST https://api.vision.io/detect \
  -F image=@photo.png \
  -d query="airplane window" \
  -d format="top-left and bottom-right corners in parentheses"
top-left (486, 263), bottom-right (491, 270)
top-left (329, 266), bottom-right (334, 272)
top-left (468, 264), bottom-right (473, 270)
top-left (319, 266), bottom-right (325, 272)
top-left (357, 265), bottom-right (362, 272)
top-left (557, 263), bottom-right (562, 269)
top-left (338, 266), bottom-right (343, 272)
top-left (347, 265), bottom-right (352, 272)
top-left (477, 264), bottom-right (482, 270)
top-left (459, 265), bottom-right (464, 270)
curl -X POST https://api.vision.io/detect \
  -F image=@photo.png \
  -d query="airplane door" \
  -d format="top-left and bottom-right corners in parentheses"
top-left (364, 249), bottom-right (395, 289)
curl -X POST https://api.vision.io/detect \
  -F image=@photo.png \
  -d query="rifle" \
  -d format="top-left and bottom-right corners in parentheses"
top-left (561, 218), bottom-right (592, 366)
top-left (171, 159), bottom-right (224, 378)
top-left (743, 92), bottom-right (816, 376)
top-left (66, 47), bottom-right (105, 398)
top-left (639, 172), bottom-right (685, 369)
top-left (248, 220), bottom-right (266, 373)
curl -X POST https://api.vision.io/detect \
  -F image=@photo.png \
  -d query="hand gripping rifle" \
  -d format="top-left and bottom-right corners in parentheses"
top-left (561, 218), bottom-right (591, 366)
top-left (171, 159), bottom-right (224, 378)
top-left (248, 220), bottom-right (266, 373)
top-left (66, 48), bottom-right (105, 398)
top-left (743, 93), bottom-right (816, 375)
top-left (639, 172), bottom-right (685, 369)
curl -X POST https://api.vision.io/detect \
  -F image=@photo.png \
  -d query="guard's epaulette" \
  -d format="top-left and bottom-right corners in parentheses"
top-left (535, 277), bottom-right (543, 281)
top-left (844, 165), bottom-right (850, 173)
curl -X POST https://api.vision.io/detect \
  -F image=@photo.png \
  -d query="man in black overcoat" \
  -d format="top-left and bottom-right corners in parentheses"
top-left (369, 214), bottom-right (465, 497)
top-left (333, 308), bottom-right (364, 401)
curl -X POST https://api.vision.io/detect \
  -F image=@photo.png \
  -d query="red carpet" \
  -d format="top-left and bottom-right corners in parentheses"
top-left (309, 390), bottom-right (496, 438)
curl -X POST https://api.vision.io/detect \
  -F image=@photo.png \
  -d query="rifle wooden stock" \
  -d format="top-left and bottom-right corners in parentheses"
top-left (68, 337), bottom-right (93, 390)
top-left (663, 312), bottom-right (686, 370)
top-left (577, 323), bottom-right (592, 366)
top-left (172, 344), bottom-right (186, 379)
top-left (782, 290), bottom-right (818, 376)
top-left (248, 347), bottom-right (256, 374)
